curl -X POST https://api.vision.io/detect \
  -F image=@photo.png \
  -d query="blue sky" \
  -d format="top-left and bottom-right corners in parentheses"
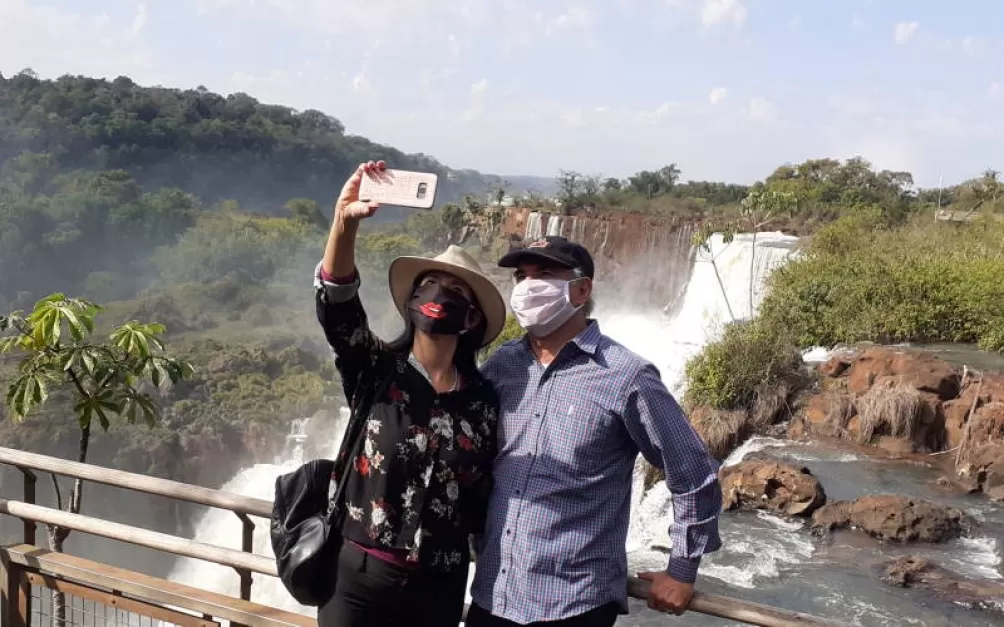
top-left (2, 0), bottom-right (1002, 187)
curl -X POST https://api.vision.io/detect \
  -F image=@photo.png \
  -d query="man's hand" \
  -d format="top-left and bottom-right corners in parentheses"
top-left (636, 571), bottom-right (694, 615)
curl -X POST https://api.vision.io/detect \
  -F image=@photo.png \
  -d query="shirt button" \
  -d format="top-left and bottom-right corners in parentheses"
top-left (501, 568), bottom-right (506, 574)
top-left (506, 529), bottom-right (511, 535)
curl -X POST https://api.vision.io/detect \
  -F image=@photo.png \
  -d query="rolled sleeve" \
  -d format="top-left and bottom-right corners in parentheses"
top-left (621, 363), bottom-right (723, 581)
top-left (313, 260), bottom-right (386, 406)
top-left (313, 260), bottom-right (360, 303)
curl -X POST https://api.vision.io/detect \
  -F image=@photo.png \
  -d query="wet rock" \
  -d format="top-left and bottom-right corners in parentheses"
top-left (811, 494), bottom-right (964, 543)
top-left (818, 355), bottom-right (850, 378)
top-left (958, 442), bottom-right (1004, 495)
top-left (720, 460), bottom-right (827, 517)
top-left (881, 555), bottom-right (1004, 613)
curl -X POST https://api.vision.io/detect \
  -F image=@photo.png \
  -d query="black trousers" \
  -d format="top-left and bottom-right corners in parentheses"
top-left (318, 543), bottom-right (470, 627)
top-left (465, 602), bottom-right (619, 627)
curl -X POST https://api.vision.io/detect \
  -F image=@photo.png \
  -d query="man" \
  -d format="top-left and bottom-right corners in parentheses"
top-left (468, 236), bottom-right (722, 627)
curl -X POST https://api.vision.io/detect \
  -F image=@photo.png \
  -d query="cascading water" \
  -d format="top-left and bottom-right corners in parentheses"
top-left (169, 231), bottom-right (1004, 626)
top-left (524, 212), bottom-right (543, 240)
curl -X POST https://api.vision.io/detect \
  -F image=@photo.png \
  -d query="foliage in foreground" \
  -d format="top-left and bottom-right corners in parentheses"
top-left (1, 292), bottom-right (194, 627)
top-left (758, 212), bottom-right (1004, 352)
top-left (683, 319), bottom-right (803, 412)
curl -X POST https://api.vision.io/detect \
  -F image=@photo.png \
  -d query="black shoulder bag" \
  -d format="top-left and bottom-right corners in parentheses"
top-left (270, 373), bottom-right (390, 607)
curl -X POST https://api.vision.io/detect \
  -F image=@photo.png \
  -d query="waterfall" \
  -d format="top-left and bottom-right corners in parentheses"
top-left (167, 231), bottom-right (800, 617)
top-left (524, 212), bottom-right (543, 240)
top-left (546, 215), bottom-right (563, 237)
top-left (165, 408), bottom-right (352, 616)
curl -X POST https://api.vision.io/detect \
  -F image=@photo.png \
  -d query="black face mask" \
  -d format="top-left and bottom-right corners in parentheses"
top-left (408, 281), bottom-right (473, 336)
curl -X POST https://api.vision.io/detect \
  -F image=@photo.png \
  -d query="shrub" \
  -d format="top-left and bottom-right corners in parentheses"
top-left (759, 215), bottom-right (1004, 351)
top-left (683, 320), bottom-right (803, 412)
top-left (480, 315), bottom-right (525, 361)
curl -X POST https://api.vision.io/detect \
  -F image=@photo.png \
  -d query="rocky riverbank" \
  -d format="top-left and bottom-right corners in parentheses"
top-left (706, 344), bottom-right (1004, 616)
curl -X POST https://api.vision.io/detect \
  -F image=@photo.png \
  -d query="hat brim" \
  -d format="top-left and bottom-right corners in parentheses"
top-left (497, 248), bottom-right (576, 270)
top-left (388, 257), bottom-right (507, 348)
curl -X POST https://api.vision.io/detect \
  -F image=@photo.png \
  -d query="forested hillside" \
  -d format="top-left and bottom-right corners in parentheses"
top-left (0, 70), bottom-right (553, 211)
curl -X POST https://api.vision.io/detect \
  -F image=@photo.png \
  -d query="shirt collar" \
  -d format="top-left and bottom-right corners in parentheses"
top-left (520, 318), bottom-right (601, 358)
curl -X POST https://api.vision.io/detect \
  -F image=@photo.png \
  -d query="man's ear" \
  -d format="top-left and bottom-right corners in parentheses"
top-left (571, 278), bottom-right (592, 307)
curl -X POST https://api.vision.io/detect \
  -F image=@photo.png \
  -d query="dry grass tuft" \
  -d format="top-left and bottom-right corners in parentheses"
top-left (751, 380), bottom-right (790, 431)
top-left (856, 385), bottom-right (924, 444)
top-left (824, 393), bottom-right (857, 435)
top-left (690, 408), bottom-right (750, 461)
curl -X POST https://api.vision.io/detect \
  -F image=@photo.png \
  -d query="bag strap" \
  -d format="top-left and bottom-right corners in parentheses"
top-left (326, 371), bottom-right (394, 522)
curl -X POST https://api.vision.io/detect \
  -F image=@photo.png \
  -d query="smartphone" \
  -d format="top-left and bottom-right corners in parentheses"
top-left (358, 169), bottom-right (439, 210)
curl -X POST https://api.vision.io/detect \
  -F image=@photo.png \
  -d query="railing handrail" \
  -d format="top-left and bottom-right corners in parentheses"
top-left (0, 446), bottom-right (272, 518)
top-left (0, 498), bottom-right (275, 576)
top-left (0, 447), bottom-right (849, 627)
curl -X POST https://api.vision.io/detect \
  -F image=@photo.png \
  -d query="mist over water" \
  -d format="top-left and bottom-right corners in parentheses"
top-left (167, 231), bottom-right (1004, 627)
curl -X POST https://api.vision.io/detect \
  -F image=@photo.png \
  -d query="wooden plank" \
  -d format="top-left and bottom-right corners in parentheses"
top-left (0, 500), bottom-right (276, 577)
top-left (627, 577), bottom-right (852, 627)
top-left (3, 545), bottom-right (313, 627)
top-left (24, 572), bottom-right (220, 627)
top-left (1, 557), bottom-right (29, 627)
top-left (0, 447), bottom-right (272, 518)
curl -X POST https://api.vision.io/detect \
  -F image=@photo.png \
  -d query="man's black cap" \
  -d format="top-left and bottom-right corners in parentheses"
top-left (498, 236), bottom-right (595, 279)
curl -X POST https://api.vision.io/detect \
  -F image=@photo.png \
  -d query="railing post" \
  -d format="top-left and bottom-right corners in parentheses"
top-left (1, 558), bottom-right (30, 627)
top-left (236, 513), bottom-right (255, 601)
top-left (18, 468), bottom-right (36, 545)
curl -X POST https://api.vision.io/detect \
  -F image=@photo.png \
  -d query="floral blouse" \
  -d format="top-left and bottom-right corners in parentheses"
top-left (315, 268), bottom-right (499, 573)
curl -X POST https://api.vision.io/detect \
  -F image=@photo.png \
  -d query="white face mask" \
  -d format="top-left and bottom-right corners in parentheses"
top-left (509, 277), bottom-right (583, 337)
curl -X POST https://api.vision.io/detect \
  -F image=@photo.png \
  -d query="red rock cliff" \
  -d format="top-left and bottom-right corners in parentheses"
top-left (502, 207), bottom-right (700, 310)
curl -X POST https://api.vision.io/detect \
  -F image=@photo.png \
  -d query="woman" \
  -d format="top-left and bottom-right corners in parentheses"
top-left (314, 160), bottom-right (506, 627)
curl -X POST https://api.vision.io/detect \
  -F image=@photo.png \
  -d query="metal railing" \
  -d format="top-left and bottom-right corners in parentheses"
top-left (0, 446), bottom-right (848, 627)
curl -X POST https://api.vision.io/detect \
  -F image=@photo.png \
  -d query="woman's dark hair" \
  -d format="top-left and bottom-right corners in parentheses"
top-left (386, 275), bottom-right (488, 379)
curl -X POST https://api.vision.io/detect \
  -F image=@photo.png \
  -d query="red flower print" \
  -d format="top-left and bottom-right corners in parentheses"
top-left (388, 383), bottom-right (405, 403)
top-left (458, 435), bottom-right (474, 451)
top-left (355, 455), bottom-right (371, 476)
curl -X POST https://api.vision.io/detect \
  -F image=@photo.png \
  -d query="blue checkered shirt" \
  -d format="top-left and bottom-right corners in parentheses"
top-left (470, 320), bottom-right (722, 623)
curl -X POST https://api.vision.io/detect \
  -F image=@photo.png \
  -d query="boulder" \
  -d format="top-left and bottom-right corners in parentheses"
top-left (720, 460), bottom-right (827, 517)
top-left (882, 555), bottom-right (1004, 612)
top-left (818, 355), bottom-right (851, 378)
top-left (845, 347), bottom-right (960, 400)
top-left (811, 494), bottom-right (964, 543)
top-left (959, 442), bottom-right (1004, 494)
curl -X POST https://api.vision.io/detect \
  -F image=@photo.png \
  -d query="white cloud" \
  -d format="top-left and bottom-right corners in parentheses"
top-left (745, 97), bottom-right (776, 122)
top-left (894, 21), bottom-right (919, 45)
top-left (962, 36), bottom-right (977, 57)
top-left (708, 87), bottom-right (728, 105)
top-left (546, 5), bottom-right (594, 36)
top-left (701, 0), bottom-right (747, 30)
top-left (129, 3), bottom-right (148, 38)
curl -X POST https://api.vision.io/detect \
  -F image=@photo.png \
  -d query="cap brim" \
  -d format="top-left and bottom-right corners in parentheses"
top-left (388, 257), bottom-right (507, 347)
top-left (497, 249), bottom-right (576, 270)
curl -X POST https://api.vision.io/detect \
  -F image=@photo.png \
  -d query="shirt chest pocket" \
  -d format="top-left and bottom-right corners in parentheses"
top-left (535, 398), bottom-right (622, 471)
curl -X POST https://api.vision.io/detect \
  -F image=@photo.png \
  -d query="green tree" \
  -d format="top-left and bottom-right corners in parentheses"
top-left (740, 188), bottom-right (796, 316)
top-left (1, 293), bottom-right (194, 627)
top-left (285, 197), bottom-right (328, 230)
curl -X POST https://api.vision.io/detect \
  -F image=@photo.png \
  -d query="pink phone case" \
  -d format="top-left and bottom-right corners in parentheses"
top-left (358, 169), bottom-right (439, 210)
